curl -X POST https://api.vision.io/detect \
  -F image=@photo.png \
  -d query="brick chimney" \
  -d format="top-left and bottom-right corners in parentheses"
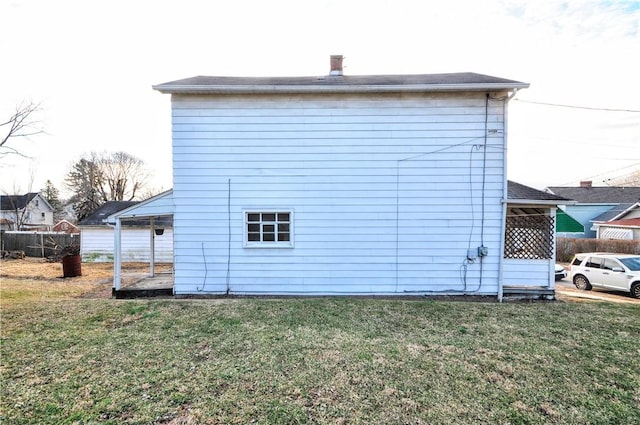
top-left (330, 55), bottom-right (344, 76)
top-left (580, 181), bottom-right (592, 189)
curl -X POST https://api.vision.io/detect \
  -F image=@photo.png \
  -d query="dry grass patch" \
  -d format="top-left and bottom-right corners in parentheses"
top-left (0, 258), bottom-right (173, 302)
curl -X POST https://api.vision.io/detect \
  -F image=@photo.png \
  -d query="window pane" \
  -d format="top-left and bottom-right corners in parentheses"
top-left (248, 233), bottom-right (260, 242)
top-left (278, 213), bottom-right (290, 221)
top-left (248, 223), bottom-right (260, 232)
top-left (247, 213), bottom-right (259, 222)
top-left (278, 232), bottom-right (290, 242)
top-left (278, 223), bottom-right (289, 232)
top-left (263, 233), bottom-right (275, 242)
top-left (263, 224), bottom-right (275, 233)
top-left (587, 258), bottom-right (602, 268)
top-left (263, 213), bottom-right (276, 221)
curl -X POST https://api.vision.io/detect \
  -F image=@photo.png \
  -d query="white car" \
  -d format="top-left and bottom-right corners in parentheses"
top-left (569, 253), bottom-right (640, 299)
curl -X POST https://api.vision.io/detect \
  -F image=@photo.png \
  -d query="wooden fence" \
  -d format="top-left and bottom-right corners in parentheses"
top-left (0, 231), bottom-right (80, 258)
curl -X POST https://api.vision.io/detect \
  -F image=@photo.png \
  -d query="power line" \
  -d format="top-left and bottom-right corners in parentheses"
top-left (555, 162), bottom-right (640, 186)
top-left (515, 99), bottom-right (640, 113)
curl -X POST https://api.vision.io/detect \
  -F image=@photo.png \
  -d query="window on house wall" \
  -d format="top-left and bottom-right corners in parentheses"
top-left (244, 211), bottom-right (293, 248)
top-left (41, 212), bottom-right (45, 219)
top-left (504, 207), bottom-right (554, 260)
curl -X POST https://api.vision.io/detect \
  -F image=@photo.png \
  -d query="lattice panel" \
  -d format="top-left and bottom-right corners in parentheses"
top-left (504, 214), bottom-right (555, 259)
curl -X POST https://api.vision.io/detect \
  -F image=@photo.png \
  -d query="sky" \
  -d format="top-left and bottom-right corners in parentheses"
top-left (1, 0), bottom-right (638, 199)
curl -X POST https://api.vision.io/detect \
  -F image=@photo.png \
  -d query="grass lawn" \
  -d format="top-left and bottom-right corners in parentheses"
top-left (1, 277), bottom-right (639, 424)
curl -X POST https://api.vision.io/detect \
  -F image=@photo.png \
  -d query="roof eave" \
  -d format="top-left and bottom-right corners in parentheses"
top-left (504, 199), bottom-right (576, 206)
top-left (152, 82), bottom-right (530, 95)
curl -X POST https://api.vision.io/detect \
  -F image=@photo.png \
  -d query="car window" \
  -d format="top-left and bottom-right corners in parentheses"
top-left (602, 259), bottom-right (619, 271)
top-left (572, 256), bottom-right (584, 266)
top-left (619, 257), bottom-right (640, 271)
top-left (586, 257), bottom-right (602, 268)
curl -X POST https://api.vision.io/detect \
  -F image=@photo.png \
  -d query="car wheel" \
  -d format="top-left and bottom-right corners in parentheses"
top-left (631, 283), bottom-right (640, 299)
top-left (573, 275), bottom-right (592, 291)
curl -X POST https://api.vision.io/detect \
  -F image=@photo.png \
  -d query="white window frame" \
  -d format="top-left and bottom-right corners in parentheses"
top-left (243, 209), bottom-right (294, 248)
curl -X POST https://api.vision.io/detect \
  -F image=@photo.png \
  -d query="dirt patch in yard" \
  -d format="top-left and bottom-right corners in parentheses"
top-left (1, 258), bottom-right (172, 299)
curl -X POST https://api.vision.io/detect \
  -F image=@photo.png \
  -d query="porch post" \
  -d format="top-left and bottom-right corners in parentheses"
top-left (114, 218), bottom-right (122, 291)
top-left (150, 217), bottom-right (155, 277)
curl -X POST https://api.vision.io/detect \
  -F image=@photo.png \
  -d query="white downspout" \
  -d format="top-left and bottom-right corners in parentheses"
top-left (114, 218), bottom-right (122, 291)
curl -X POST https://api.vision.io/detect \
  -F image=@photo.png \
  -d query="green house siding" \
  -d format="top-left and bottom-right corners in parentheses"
top-left (557, 209), bottom-right (584, 233)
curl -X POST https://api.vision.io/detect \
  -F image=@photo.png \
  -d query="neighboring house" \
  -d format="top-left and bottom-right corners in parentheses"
top-left (79, 200), bottom-right (173, 262)
top-left (0, 193), bottom-right (54, 230)
top-left (592, 202), bottom-right (640, 241)
top-left (547, 181), bottom-right (640, 238)
top-left (555, 209), bottom-right (585, 238)
top-left (53, 219), bottom-right (80, 234)
top-left (121, 56), bottom-right (545, 298)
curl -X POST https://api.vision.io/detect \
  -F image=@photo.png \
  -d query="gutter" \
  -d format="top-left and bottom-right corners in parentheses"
top-left (503, 199), bottom-right (577, 206)
top-left (153, 82), bottom-right (530, 95)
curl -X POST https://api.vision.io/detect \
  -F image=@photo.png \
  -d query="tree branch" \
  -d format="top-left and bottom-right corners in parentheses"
top-left (0, 101), bottom-right (44, 154)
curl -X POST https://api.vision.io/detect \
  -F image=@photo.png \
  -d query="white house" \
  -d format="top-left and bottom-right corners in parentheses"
top-left (132, 56), bottom-right (565, 299)
top-left (0, 193), bottom-right (54, 230)
top-left (593, 202), bottom-right (640, 241)
top-left (79, 199), bottom-right (173, 263)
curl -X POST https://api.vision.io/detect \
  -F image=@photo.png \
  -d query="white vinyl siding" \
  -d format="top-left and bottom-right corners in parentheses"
top-left (171, 92), bottom-right (508, 295)
top-left (503, 259), bottom-right (553, 287)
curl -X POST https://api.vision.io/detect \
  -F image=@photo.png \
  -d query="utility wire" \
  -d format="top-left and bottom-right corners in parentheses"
top-left (515, 99), bottom-right (640, 113)
top-left (554, 162), bottom-right (640, 187)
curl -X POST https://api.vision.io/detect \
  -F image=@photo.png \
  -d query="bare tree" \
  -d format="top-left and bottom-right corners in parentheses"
top-left (99, 151), bottom-right (148, 201)
top-left (0, 101), bottom-right (44, 158)
top-left (65, 151), bottom-right (149, 220)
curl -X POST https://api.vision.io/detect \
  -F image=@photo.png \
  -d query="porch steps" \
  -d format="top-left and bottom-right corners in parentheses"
top-left (112, 288), bottom-right (174, 299)
top-left (502, 286), bottom-right (555, 301)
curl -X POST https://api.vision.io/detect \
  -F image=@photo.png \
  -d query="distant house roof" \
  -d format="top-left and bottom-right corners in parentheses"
top-left (153, 72), bottom-right (529, 95)
top-left (546, 186), bottom-right (640, 204)
top-left (78, 201), bottom-right (138, 226)
top-left (507, 181), bottom-right (573, 204)
top-left (52, 219), bottom-right (80, 233)
top-left (600, 218), bottom-right (640, 228)
top-left (591, 203), bottom-right (640, 223)
top-left (79, 200), bottom-right (173, 227)
top-left (1, 193), bottom-right (38, 210)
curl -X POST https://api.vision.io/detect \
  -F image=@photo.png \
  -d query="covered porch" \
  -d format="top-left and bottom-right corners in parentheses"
top-left (107, 190), bottom-right (175, 298)
top-left (500, 181), bottom-right (574, 300)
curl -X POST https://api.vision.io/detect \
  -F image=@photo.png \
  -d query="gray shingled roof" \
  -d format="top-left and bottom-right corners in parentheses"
top-left (508, 181), bottom-right (572, 202)
top-left (1, 193), bottom-right (38, 210)
top-left (154, 72), bottom-right (528, 94)
top-left (78, 201), bottom-right (173, 227)
top-left (78, 201), bottom-right (138, 226)
top-left (591, 203), bottom-right (639, 222)
top-left (546, 187), bottom-right (640, 204)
